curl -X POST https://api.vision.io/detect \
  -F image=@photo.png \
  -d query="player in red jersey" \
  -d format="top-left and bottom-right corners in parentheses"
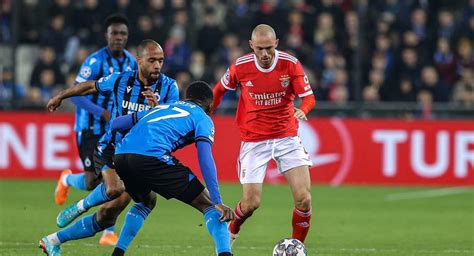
top-left (212, 24), bottom-right (316, 245)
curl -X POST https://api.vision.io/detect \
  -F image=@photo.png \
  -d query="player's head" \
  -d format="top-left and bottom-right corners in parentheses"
top-left (137, 39), bottom-right (164, 82)
top-left (185, 81), bottom-right (214, 114)
top-left (104, 13), bottom-right (130, 54)
top-left (249, 24), bottom-right (279, 68)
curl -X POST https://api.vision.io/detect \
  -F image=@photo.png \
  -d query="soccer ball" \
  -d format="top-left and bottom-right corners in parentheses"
top-left (272, 238), bottom-right (307, 256)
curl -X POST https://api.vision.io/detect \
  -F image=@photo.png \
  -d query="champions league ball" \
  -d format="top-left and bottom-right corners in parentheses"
top-left (272, 238), bottom-right (307, 256)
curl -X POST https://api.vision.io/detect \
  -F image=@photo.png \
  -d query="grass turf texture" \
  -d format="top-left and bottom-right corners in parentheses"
top-left (0, 180), bottom-right (472, 256)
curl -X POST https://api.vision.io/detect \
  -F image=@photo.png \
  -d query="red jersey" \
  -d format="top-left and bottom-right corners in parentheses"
top-left (217, 50), bottom-right (313, 142)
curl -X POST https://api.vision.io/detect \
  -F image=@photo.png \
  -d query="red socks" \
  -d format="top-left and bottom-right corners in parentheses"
top-left (228, 202), bottom-right (252, 235)
top-left (292, 207), bottom-right (311, 243)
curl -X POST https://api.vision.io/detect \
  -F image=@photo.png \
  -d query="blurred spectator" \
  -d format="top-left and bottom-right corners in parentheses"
top-left (30, 46), bottom-right (64, 89)
top-left (396, 78), bottom-right (417, 102)
top-left (19, 0), bottom-right (45, 43)
top-left (174, 70), bottom-right (191, 99)
top-left (74, 0), bottom-right (104, 46)
top-left (143, 0), bottom-right (168, 44)
top-left (164, 27), bottom-right (191, 74)
top-left (433, 37), bottom-right (457, 84)
top-left (456, 39), bottom-right (474, 76)
top-left (452, 69), bottom-right (474, 107)
top-left (437, 10), bottom-right (456, 41)
top-left (416, 89), bottom-right (433, 119)
top-left (225, 0), bottom-right (254, 39)
top-left (197, 8), bottom-right (223, 59)
top-left (397, 48), bottom-right (422, 87)
top-left (40, 14), bottom-right (73, 59)
top-left (328, 68), bottom-right (349, 102)
top-left (129, 15), bottom-right (159, 46)
top-left (192, 0), bottom-right (227, 28)
top-left (420, 66), bottom-right (450, 102)
top-left (0, 0), bottom-right (12, 43)
top-left (362, 85), bottom-right (380, 102)
top-left (0, 67), bottom-right (25, 101)
top-left (189, 51), bottom-right (212, 82)
top-left (48, 0), bottom-right (74, 25)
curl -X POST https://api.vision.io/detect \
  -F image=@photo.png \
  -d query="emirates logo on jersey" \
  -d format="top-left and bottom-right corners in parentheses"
top-left (279, 75), bottom-right (290, 88)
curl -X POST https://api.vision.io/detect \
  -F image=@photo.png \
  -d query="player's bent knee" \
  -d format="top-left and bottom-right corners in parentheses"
top-left (96, 207), bottom-right (119, 228)
top-left (295, 194), bottom-right (312, 211)
top-left (106, 186), bottom-right (125, 199)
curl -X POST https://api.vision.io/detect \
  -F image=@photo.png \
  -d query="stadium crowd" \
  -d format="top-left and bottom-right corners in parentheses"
top-left (0, 0), bottom-right (473, 108)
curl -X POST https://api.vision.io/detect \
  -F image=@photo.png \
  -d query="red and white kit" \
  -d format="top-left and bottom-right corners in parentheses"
top-left (215, 50), bottom-right (313, 183)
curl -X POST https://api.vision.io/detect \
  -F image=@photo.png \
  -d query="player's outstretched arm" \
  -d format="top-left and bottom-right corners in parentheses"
top-left (196, 141), bottom-right (234, 221)
top-left (110, 112), bottom-right (138, 132)
top-left (47, 80), bottom-right (98, 112)
top-left (211, 82), bottom-right (227, 113)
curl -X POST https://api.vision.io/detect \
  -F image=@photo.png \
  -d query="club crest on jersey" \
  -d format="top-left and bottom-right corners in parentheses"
top-left (80, 67), bottom-right (91, 78)
top-left (279, 75), bottom-right (290, 88)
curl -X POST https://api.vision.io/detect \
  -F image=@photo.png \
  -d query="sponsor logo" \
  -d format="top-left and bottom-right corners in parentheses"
top-left (122, 101), bottom-right (150, 112)
top-left (126, 86), bottom-right (132, 93)
top-left (245, 81), bottom-right (253, 87)
top-left (280, 75), bottom-right (290, 88)
top-left (296, 222), bottom-right (310, 228)
top-left (89, 58), bottom-right (97, 65)
top-left (249, 91), bottom-right (286, 106)
top-left (109, 66), bottom-right (114, 73)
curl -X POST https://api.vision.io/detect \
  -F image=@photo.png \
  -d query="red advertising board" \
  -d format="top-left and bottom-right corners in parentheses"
top-left (0, 112), bottom-right (473, 186)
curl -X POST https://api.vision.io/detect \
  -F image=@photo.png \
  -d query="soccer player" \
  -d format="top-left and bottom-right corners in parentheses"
top-left (110, 81), bottom-right (233, 256)
top-left (39, 40), bottom-right (179, 256)
top-left (212, 24), bottom-right (316, 245)
top-left (54, 13), bottom-right (136, 245)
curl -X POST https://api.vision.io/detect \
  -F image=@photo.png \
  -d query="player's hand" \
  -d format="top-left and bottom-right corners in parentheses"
top-left (142, 87), bottom-right (158, 108)
top-left (101, 110), bottom-right (111, 121)
top-left (215, 204), bottom-right (234, 222)
top-left (46, 95), bottom-right (63, 112)
top-left (293, 107), bottom-right (307, 121)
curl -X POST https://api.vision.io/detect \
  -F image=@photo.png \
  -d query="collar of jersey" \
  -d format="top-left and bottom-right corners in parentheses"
top-left (253, 49), bottom-right (279, 73)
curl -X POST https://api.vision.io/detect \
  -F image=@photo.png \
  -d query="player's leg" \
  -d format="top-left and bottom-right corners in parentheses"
top-left (283, 165), bottom-right (312, 243)
top-left (276, 136), bottom-right (312, 243)
top-left (177, 178), bottom-right (232, 256)
top-left (112, 154), bottom-right (156, 256)
top-left (229, 140), bottom-right (271, 242)
top-left (54, 132), bottom-right (101, 205)
top-left (96, 192), bottom-right (132, 246)
top-left (56, 144), bottom-right (125, 228)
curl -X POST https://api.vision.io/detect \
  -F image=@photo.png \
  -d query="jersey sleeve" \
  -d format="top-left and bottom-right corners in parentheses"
top-left (195, 116), bottom-right (215, 144)
top-left (291, 61), bottom-right (313, 98)
top-left (165, 80), bottom-right (180, 103)
top-left (95, 72), bottom-right (121, 94)
top-left (218, 64), bottom-right (238, 91)
top-left (75, 55), bottom-right (102, 83)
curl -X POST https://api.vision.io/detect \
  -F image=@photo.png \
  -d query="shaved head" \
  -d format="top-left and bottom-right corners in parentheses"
top-left (249, 24), bottom-right (278, 68)
top-left (137, 39), bottom-right (163, 57)
top-left (251, 24), bottom-right (277, 41)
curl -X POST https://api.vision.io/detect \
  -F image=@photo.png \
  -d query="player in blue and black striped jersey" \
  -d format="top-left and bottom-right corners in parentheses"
top-left (53, 13), bottom-right (136, 246)
top-left (109, 81), bottom-right (233, 256)
top-left (40, 40), bottom-right (179, 256)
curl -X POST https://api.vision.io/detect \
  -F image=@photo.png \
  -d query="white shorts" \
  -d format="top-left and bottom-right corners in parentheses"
top-left (237, 136), bottom-right (312, 184)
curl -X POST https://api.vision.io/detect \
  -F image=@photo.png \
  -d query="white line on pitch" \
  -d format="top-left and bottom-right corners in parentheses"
top-left (385, 187), bottom-right (473, 201)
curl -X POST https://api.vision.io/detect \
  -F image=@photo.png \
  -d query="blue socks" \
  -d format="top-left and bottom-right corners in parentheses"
top-left (83, 183), bottom-right (111, 210)
top-left (65, 173), bottom-right (87, 190)
top-left (57, 213), bottom-right (103, 243)
top-left (204, 207), bottom-right (232, 255)
top-left (115, 203), bottom-right (152, 252)
top-left (104, 225), bottom-right (115, 233)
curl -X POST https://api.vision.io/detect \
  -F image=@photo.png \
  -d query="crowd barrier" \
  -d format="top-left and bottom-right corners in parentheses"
top-left (0, 112), bottom-right (473, 186)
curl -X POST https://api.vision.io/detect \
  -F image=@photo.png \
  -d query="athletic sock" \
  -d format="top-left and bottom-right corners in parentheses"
top-left (103, 225), bottom-right (115, 233)
top-left (65, 173), bottom-right (87, 190)
top-left (228, 202), bottom-right (252, 235)
top-left (292, 207), bottom-right (311, 243)
top-left (204, 207), bottom-right (232, 255)
top-left (56, 213), bottom-right (103, 243)
top-left (82, 183), bottom-right (111, 210)
top-left (115, 203), bottom-right (152, 252)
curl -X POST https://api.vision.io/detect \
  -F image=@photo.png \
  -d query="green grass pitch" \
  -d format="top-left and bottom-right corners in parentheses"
top-left (0, 180), bottom-right (472, 255)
